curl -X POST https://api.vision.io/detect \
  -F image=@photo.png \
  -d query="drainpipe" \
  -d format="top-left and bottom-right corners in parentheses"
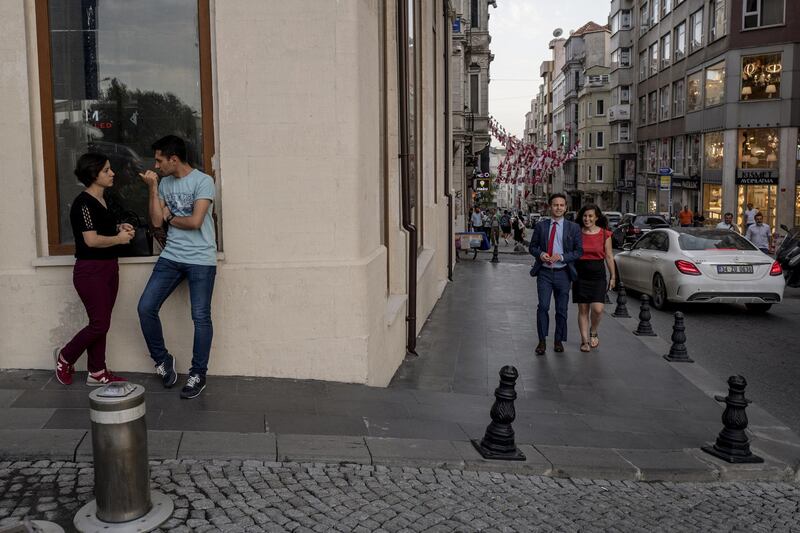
top-left (397, 1), bottom-right (418, 356)
top-left (443, 0), bottom-right (454, 281)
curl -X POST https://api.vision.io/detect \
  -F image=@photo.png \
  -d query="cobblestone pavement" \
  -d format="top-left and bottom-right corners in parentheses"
top-left (2, 460), bottom-right (800, 532)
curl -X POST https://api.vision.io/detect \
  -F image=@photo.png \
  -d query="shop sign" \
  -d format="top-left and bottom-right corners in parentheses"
top-left (735, 169), bottom-right (779, 185)
top-left (473, 178), bottom-right (492, 191)
top-left (659, 175), bottom-right (671, 190)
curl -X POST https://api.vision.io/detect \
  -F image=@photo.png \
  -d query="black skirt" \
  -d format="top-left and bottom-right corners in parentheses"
top-left (572, 259), bottom-right (607, 303)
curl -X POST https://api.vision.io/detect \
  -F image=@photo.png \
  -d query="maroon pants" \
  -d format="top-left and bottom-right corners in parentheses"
top-left (61, 259), bottom-right (119, 372)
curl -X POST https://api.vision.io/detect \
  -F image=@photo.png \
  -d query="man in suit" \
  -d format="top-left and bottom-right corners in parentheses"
top-left (529, 193), bottom-right (583, 355)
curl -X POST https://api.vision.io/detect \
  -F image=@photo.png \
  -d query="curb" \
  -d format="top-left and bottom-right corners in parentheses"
top-left (1, 430), bottom-right (797, 483)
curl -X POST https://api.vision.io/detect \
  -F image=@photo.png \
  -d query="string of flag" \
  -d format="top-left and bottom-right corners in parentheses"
top-left (489, 116), bottom-right (580, 185)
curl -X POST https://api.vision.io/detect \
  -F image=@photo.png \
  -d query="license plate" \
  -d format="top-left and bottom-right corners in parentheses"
top-left (717, 264), bottom-right (753, 274)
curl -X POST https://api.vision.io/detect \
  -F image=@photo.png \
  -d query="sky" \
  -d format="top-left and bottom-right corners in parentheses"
top-left (487, 0), bottom-right (612, 139)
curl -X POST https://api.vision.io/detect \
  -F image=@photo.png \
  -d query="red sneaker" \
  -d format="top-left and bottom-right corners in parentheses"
top-left (87, 369), bottom-right (128, 386)
top-left (55, 352), bottom-right (74, 385)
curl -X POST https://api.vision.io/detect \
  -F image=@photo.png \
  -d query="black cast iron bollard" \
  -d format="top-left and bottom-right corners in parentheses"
top-left (472, 366), bottom-right (525, 461)
top-left (701, 375), bottom-right (764, 463)
top-left (663, 311), bottom-right (694, 362)
top-left (633, 294), bottom-right (656, 336)
top-left (612, 282), bottom-right (630, 318)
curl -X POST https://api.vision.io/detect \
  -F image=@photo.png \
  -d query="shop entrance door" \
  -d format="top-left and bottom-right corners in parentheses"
top-left (738, 185), bottom-right (777, 229)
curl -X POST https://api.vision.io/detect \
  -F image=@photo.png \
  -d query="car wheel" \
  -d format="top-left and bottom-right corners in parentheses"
top-left (744, 303), bottom-right (772, 314)
top-left (652, 273), bottom-right (669, 310)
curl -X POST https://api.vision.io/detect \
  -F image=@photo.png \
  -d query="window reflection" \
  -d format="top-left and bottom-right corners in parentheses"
top-left (49, 0), bottom-right (204, 245)
top-left (704, 61), bottom-right (725, 107)
top-left (686, 72), bottom-right (702, 112)
top-left (741, 53), bottom-right (781, 100)
top-left (704, 131), bottom-right (724, 170)
top-left (738, 128), bottom-right (779, 169)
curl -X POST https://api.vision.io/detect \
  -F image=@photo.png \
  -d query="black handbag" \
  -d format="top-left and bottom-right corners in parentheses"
top-left (116, 211), bottom-right (154, 257)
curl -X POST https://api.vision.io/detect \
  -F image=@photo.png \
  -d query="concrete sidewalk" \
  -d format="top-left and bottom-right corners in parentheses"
top-left (1, 259), bottom-right (799, 482)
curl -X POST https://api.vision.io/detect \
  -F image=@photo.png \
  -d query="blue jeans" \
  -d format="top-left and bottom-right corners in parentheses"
top-left (536, 267), bottom-right (571, 342)
top-left (138, 257), bottom-right (216, 376)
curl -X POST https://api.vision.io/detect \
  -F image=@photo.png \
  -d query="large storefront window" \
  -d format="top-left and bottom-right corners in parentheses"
top-left (738, 128), bottom-right (779, 169)
top-left (704, 131), bottom-right (724, 170)
top-left (741, 53), bottom-right (781, 100)
top-left (687, 71), bottom-right (702, 112)
top-left (39, 0), bottom-right (212, 254)
top-left (703, 184), bottom-right (722, 222)
top-left (704, 61), bottom-right (725, 107)
top-left (672, 135), bottom-right (685, 174)
top-left (736, 128), bottom-right (779, 229)
top-left (687, 134), bottom-right (701, 175)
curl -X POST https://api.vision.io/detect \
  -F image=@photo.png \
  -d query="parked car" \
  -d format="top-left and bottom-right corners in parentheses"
top-left (526, 213), bottom-right (542, 228)
top-left (611, 214), bottom-right (670, 249)
top-left (615, 228), bottom-right (785, 313)
top-left (604, 211), bottom-right (623, 229)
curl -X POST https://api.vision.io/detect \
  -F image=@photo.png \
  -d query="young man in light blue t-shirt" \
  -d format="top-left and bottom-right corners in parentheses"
top-left (138, 135), bottom-right (217, 399)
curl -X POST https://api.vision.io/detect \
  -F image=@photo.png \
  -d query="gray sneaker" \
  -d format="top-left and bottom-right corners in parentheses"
top-left (154, 354), bottom-right (178, 388)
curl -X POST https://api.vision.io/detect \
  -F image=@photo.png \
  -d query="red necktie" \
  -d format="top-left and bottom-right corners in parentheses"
top-left (547, 221), bottom-right (557, 256)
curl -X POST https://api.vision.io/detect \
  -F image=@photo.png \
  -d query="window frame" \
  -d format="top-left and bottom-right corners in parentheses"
top-left (35, 0), bottom-right (215, 256)
top-left (659, 85), bottom-right (671, 121)
top-left (596, 131), bottom-right (605, 148)
top-left (704, 60), bottom-right (726, 107)
top-left (709, 0), bottom-right (727, 41)
top-left (674, 21), bottom-right (687, 62)
top-left (742, 0), bottom-right (786, 30)
top-left (596, 164), bottom-right (604, 182)
top-left (690, 8), bottom-right (704, 53)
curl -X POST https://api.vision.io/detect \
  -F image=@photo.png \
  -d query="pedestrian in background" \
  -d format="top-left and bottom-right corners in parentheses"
top-left (744, 203), bottom-right (758, 230)
top-left (529, 193), bottom-right (583, 355)
top-left (746, 212), bottom-right (772, 255)
top-left (716, 212), bottom-right (740, 233)
top-left (470, 207), bottom-right (483, 233)
top-left (512, 214), bottom-right (526, 246)
top-left (489, 208), bottom-right (501, 247)
top-left (572, 204), bottom-right (615, 353)
top-left (692, 210), bottom-right (705, 227)
top-left (500, 210), bottom-right (512, 245)
top-left (678, 205), bottom-right (694, 227)
top-left (55, 153), bottom-right (134, 386)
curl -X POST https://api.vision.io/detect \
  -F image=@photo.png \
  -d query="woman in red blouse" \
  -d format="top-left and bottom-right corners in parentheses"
top-left (573, 204), bottom-right (616, 352)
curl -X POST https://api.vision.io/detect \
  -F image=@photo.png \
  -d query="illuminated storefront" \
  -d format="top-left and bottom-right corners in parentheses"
top-left (736, 128), bottom-right (779, 229)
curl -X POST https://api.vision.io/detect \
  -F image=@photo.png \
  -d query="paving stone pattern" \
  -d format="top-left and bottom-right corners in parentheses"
top-left (1, 460), bottom-right (799, 532)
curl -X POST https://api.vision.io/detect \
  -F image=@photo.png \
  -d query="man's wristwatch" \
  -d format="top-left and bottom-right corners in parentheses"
top-left (166, 213), bottom-right (175, 225)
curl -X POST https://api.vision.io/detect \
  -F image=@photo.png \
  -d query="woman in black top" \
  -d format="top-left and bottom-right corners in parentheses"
top-left (55, 153), bottom-right (135, 386)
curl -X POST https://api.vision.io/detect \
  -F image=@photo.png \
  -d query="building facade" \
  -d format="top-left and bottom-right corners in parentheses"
top-left (578, 64), bottom-right (616, 209)
top-left (451, 0), bottom-right (496, 231)
top-left (0, 0), bottom-right (456, 385)
top-left (634, 0), bottom-right (799, 228)
top-left (608, 0), bottom-right (637, 213)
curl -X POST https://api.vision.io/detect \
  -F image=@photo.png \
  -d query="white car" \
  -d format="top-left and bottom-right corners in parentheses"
top-left (615, 228), bottom-right (785, 313)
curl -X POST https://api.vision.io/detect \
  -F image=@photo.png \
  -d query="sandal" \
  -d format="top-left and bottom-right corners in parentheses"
top-left (580, 342), bottom-right (591, 353)
top-left (589, 331), bottom-right (599, 349)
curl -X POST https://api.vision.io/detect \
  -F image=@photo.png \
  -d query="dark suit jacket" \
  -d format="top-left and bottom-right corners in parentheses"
top-left (529, 218), bottom-right (584, 281)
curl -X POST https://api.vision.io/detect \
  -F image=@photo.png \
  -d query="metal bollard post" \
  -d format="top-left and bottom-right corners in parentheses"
top-left (611, 282), bottom-right (630, 318)
top-left (472, 366), bottom-right (525, 461)
top-left (663, 311), bottom-right (693, 362)
top-left (632, 295), bottom-right (656, 336)
top-left (701, 375), bottom-right (764, 464)
top-left (74, 383), bottom-right (173, 532)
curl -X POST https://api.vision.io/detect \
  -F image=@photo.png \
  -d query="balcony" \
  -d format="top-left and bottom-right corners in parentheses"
top-left (608, 104), bottom-right (630, 122)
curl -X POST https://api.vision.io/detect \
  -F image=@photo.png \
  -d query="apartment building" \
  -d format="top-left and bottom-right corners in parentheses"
top-left (609, 0), bottom-right (638, 213)
top-left (634, 0), bottom-right (799, 229)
